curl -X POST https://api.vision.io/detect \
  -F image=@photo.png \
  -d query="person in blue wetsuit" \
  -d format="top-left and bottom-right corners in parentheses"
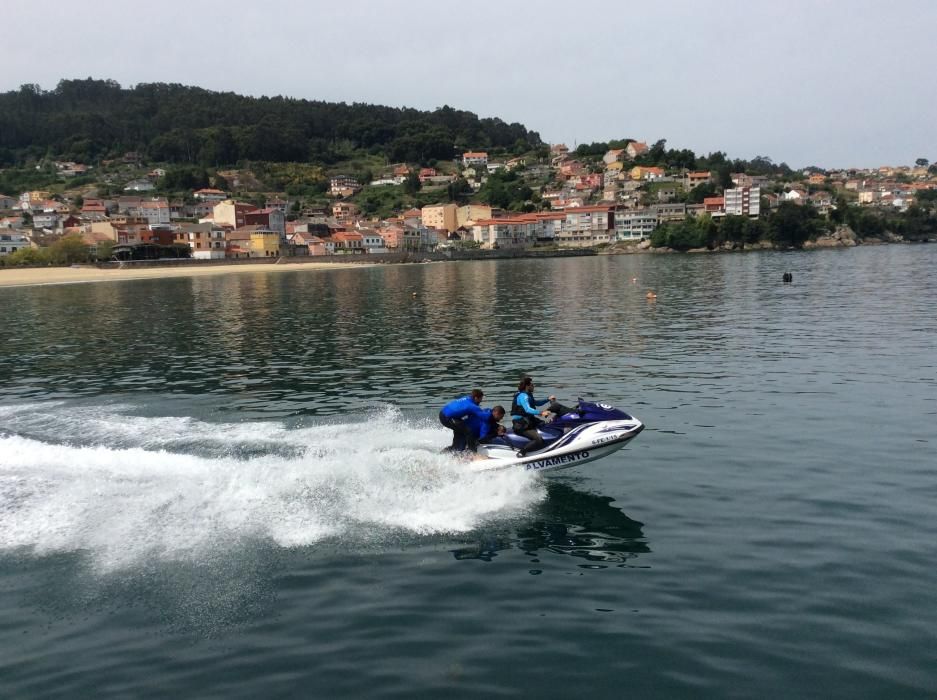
top-left (510, 376), bottom-right (565, 457)
top-left (439, 389), bottom-right (489, 453)
top-left (465, 405), bottom-right (506, 449)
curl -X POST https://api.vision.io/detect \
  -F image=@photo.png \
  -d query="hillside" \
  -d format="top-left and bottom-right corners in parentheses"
top-left (0, 79), bottom-right (542, 167)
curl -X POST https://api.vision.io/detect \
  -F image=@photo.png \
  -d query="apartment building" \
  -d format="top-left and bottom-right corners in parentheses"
top-left (724, 187), bottom-right (761, 217)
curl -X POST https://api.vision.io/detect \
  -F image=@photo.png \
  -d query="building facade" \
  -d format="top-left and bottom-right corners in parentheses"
top-left (724, 187), bottom-right (761, 217)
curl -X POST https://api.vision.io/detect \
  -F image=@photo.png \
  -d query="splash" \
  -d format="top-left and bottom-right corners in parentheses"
top-left (0, 403), bottom-right (544, 573)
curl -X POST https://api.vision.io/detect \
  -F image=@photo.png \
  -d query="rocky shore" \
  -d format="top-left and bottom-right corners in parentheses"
top-left (599, 226), bottom-right (915, 255)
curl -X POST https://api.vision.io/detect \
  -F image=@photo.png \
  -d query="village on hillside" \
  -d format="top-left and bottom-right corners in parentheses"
top-left (2, 142), bottom-right (936, 263)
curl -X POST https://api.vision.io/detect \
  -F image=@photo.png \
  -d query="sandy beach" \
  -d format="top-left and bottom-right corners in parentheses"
top-left (0, 261), bottom-right (373, 288)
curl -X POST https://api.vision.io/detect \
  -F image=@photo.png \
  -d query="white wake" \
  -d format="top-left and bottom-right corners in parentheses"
top-left (0, 403), bottom-right (544, 573)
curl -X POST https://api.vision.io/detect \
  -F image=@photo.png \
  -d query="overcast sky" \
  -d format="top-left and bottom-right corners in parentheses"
top-left (4, 0), bottom-right (935, 169)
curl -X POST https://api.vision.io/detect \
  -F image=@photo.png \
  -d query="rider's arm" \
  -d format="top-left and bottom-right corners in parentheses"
top-left (517, 393), bottom-right (541, 416)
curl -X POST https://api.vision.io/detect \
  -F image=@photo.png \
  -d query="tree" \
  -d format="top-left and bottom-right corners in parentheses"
top-left (446, 177), bottom-right (473, 203)
top-left (647, 139), bottom-right (667, 163)
top-left (403, 170), bottom-right (421, 195)
top-left (48, 234), bottom-right (91, 264)
top-left (769, 202), bottom-right (821, 247)
top-left (915, 158), bottom-right (929, 168)
top-left (687, 181), bottom-right (717, 204)
top-left (95, 240), bottom-right (115, 261)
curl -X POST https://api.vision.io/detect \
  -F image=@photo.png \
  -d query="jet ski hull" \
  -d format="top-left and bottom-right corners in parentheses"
top-left (468, 417), bottom-right (644, 474)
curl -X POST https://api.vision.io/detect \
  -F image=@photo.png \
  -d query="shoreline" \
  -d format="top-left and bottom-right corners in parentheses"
top-left (1, 237), bottom-right (928, 288)
top-left (0, 260), bottom-right (374, 288)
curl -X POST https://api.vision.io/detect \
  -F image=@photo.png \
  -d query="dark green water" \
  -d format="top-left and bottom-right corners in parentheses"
top-left (1, 247), bottom-right (935, 698)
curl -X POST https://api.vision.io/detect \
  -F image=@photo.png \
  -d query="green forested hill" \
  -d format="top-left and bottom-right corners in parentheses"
top-left (0, 79), bottom-right (542, 167)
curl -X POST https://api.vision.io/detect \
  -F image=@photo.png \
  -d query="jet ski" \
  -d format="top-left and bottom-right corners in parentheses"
top-left (468, 399), bottom-right (644, 473)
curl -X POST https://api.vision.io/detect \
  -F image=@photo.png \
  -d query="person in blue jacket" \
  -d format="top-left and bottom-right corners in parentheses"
top-left (439, 389), bottom-right (489, 453)
top-left (465, 405), bottom-right (507, 448)
top-left (511, 376), bottom-right (557, 457)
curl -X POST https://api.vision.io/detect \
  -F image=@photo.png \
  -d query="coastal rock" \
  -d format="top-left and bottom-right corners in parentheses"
top-left (805, 226), bottom-right (858, 249)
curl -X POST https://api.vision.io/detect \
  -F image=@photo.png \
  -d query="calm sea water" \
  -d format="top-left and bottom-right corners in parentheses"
top-left (1, 246), bottom-right (935, 698)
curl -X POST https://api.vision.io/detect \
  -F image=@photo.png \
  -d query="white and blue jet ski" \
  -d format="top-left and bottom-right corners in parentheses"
top-left (468, 399), bottom-right (644, 473)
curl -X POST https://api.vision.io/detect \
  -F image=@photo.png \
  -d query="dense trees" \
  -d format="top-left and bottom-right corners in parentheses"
top-left (0, 79), bottom-right (543, 168)
top-left (475, 170), bottom-right (535, 210)
top-left (0, 234), bottom-right (95, 266)
top-left (651, 206), bottom-right (822, 250)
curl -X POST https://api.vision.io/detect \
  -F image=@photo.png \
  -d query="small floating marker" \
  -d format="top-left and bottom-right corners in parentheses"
top-left (782, 272), bottom-right (793, 283)
top-left (646, 291), bottom-right (657, 300)
top-left (411, 292), bottom-right (418, 297)
top-left (631, 277), bottom-right (638, 284)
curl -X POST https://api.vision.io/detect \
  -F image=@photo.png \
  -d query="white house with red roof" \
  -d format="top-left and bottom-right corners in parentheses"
top-left (462, 151), bottom-right (488, 167)
top-left (626, 141), bottom-right (649, 159)
top-left (193, 188), bottom-right (228, 202)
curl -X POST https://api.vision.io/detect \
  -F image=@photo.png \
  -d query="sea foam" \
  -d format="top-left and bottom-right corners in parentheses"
top-left (0, 403), bottom-right (544, 573)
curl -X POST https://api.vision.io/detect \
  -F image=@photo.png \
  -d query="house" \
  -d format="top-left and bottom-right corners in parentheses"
top-left (332, 201), bottom-right (359, 225)
top-left (456, 204), bottom-right (493, 228)
top-left (244, 207), bottom-right (286, 235)
top-left (20, 191), bottom-right (52, 208)
top-left (116, 196), bottom-right (143, 213)
top-left (421, 203), bottom-right (458, 232)
top-left (462, 151), bottom-right (488, 167)
top-left (0, 232), bottom-right (30, 256)
top-left (653, 203), bottom-right (688, 223)
top-left (249, 230), bottom-right (280, 257)
top-left (290, 232), bottom-right (329, 256)
top-left (225, 228), bottom-right (253, 258)
top-left (506, 157), bottom-right (527, 171)
top-left (266, 197), bottom-right (289, 214)
top-left (555, 206), bottom-right (614, 248)
top-left (331, 231), bottom-right (365, 253)
top-left (174, 222), bottom-right (227, 259)
top-left (81, 201), bottom-right (109, 218)
top-left (807, 174), bottom-right (827, 186)
top-left (0, 215), bottom-right (24, 229)
top-left (603, 149), bottom-right (625, 166)
top-left (704, 196), bottom-right (726, 214)
top-left (630, 166), bottom-right (665, 181)
top-left (213, 200), bottom-right (255, 228)
top-left (56, 162), bottom-right (90, 177)
top-left (783, 189), bottom-right (807, 203)
top-left (329, 176), bottom-right (361, 196)
top-left (614, 209), bottom-right (657, 240)
top-left (193, 188), bottom-right (228, 202)
top-left (32, 212), bottom-right (60, 230)
top-left (357, 228), bottom-right (387, 253)
top-left (401, 208), bottom-right (422, 229)
top-left (124, 179), bottom-right (155, 192)
top-left (724, 187), bottom-right (761, 217)
top-left (625, 141), bottom-right (649, 159)
top-left (393, 164), bottom-right (411, 178)
top-left (91, 219), bottom-right (146, 245)
top-left (605, 161), bottom-right (625, 181)
top-left (684, 171), bottom-right (713, 190)
top-left (808, 192), bottom-right (834, 216)
top-left (470, 217), bottom-right (537, 249)
top-left (140, 226), bottom-right (177, 247)
top-left (136, 199), bottom-right (171, 226)
top-left (0, 194), bottom-right (19, 210)
top-left (418, 168), bottom-right (438, 183)
top-left (732, 174), bottom-right (770, 188)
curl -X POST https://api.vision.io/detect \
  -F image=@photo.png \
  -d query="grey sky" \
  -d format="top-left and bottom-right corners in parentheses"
top-left (4, 0), bottom-right (935, 169)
